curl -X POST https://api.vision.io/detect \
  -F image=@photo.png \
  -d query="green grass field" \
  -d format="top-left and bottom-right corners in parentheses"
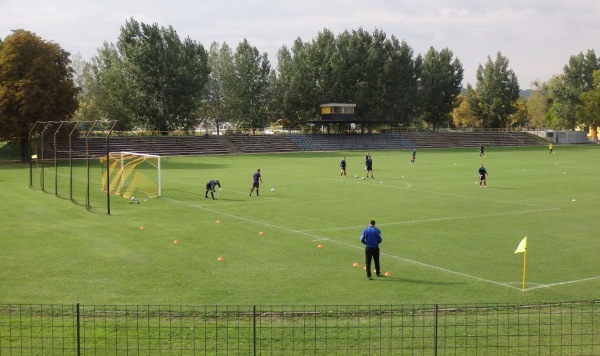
top-left (1, 145), bottom-right (599, 305)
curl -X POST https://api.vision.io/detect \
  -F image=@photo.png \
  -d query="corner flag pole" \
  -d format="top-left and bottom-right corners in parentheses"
top-left (521, 248), bottom-right (527, 291)
top-left (515, 236), bottom-right (527, 291)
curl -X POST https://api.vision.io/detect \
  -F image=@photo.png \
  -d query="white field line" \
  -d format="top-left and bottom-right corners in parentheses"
top-left (163, 196), bottom-right (521, 291)
top-left (523, 276), bottom-right (600, 291)
top-left (163, 179), bottom-right (279, 204)
top-left (300, 173), bottom-right (559, 209)
top-left (301, 207), bottom-right (559, 232)
top-left (161, 176), bottom-right (596, 292)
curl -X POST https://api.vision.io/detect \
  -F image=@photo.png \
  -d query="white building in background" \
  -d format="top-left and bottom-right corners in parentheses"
top-left (195, 122), bottom-right (234, 135)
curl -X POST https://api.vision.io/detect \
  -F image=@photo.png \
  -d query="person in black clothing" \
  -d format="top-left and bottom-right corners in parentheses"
top-left (205, 179), bottom-right (221, 199)
top-left (340, 157), bottom-right (347, 177)
top-left (360, 220), bottom-right (383, 280)
top-left (478, 164), bottom-right (488, 188)
top-left (366, 155), bottom-right (374, 179)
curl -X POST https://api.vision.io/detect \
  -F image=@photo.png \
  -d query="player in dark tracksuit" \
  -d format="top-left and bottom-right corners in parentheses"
top-left (478, 164), bottom-right (488, 188)
top-left (360, 220), bottom-right (383, 280)
top-left (340, 157), bottom-right (347, 176)
top-left (249, 169), bottom-right (262, 196)
top-left (366, 155), bottom-right (374, 179)
top-left (205, 179), bottom-right (221, 199)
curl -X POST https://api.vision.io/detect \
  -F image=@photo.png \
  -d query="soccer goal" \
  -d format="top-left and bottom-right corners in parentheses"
top-left (101, 152), bottom-right (161, 199)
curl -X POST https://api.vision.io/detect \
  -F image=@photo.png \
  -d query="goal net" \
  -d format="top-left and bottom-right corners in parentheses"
top-left (101, 152), bottom-right (161, 199)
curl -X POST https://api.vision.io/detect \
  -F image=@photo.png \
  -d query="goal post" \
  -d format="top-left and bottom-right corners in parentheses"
top-left (101, 152), bottom-right (161, 199)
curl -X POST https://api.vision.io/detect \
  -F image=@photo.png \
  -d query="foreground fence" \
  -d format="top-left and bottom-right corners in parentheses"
top-left (0, 302), bottom-right (598, 355)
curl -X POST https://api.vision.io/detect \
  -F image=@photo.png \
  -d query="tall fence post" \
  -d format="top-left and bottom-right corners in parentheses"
top-left (434, 304), bottom-right (438, 356)
top-left (253, 305), bottom-right (257, 356)
top-left (76, 303), bottom-right (81, 356)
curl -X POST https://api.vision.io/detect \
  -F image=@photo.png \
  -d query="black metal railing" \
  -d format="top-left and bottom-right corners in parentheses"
top-left (1, 301), bottom-right (598, 355)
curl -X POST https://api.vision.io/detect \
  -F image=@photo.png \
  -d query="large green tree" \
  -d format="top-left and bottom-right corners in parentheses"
top-left (227, 39), bottom-right (272, 129)
top-left (466, 52), bottom-right (520, 128)
top-left (378, 37), bottom-right (421, 126)
top-left (526, 80), bottom-right (551, 129)
top-left (117, 18), bottom-right (209, 132)
top-left (576, 70), bottom-right (600, 141)
top-left (547, 50), bottom-right (599, 129)
top-left (272, 29), bottom-right (423, 129)
top-left (201, 42), bottom-right (235, 135)
top-left (279, 38), bottom-right (321, 123)
top-left (0, 30), bottom-right (78, 161)
top-left (75, 43), bottom-right (134, 130)
top-left (419, 47), bottom-right (464, 129)
top-left (452, 95), bottom-right (479, 128)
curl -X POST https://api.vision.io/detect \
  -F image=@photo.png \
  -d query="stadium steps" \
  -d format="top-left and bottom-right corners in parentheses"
top-left (47, 136), bottom-right (233, 159)
top-left (441, 132), bottom-right (539, 147)
top-left (224, 134), bottom-right (301, 153)
top-left (43, 132), bottom-right (542, 159)
top-left (286, 133), bottom-right (415, 151)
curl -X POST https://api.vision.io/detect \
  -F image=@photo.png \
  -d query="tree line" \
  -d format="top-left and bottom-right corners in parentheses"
top-left (1, 19), bottom-right (600, 161)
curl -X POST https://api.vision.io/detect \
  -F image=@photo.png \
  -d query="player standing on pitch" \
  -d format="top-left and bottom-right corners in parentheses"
top-left (340, 157), bottom-right (347, 176)
top-left (360, 220), bottom-right (383, 280)
top-left (411, 149), bottom-right (416, 164)
top-left (249, 169), bottom-right (262, 196)
top-left (366, 155), bottom-right (374, 179)
top-left (478, 164), bottom-right (488, 188)
top-left (205, 179), bottom-right (221, 199)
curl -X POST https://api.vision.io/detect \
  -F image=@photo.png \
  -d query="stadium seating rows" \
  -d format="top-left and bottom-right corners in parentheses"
top-left (45, 131), bottom-right (541, 159)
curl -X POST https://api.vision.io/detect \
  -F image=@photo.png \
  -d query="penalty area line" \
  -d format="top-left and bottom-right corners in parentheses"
top-left (162, 196), bottom-right (522, 292)
top-left (523, 276), bottom-right (600, 291)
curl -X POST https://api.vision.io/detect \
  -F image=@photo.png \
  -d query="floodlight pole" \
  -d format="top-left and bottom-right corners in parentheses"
top-left (53, 121), bottom-right (65, 196)
top-left (39, 122), bottom-right (54, 192)
top-left (84, 121), bottom-right (99, 210)
top-left (105, 121), bottom-right (118, 215)
top-left (69, 122), bottom-right (80, 201)
top-left (28, 122), bottom-right (43, 188)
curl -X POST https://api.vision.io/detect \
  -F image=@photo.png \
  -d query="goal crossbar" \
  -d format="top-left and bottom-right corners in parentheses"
top-left (102, 151), bottom-right (162, 199)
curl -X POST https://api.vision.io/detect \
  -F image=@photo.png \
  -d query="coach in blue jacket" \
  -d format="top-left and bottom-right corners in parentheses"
top-left (360, 220), bottom-right (382, 280)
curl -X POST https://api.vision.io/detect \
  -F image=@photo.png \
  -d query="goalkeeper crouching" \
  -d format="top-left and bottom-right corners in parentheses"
top-left (205, 179), bottom-right (222, 199)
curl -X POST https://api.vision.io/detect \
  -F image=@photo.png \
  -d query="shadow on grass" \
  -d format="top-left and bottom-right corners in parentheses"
top-left (162, 159), bottom-right (231, 170)
top-left (374, 276), bottom-right (464, 285)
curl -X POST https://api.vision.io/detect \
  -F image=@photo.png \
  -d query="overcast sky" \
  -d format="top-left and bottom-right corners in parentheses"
top-left (1, 0), bottom-right (599, 88)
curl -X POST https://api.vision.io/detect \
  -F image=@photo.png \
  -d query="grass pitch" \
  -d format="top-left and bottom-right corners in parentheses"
top-left (1, 145), bottom-right (599, 305)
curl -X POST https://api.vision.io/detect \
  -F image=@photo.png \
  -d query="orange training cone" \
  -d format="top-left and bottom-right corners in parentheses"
top-left (384, 272), bottom-right (391, 277)
top-left (139, 226), bottom-right (145, 230)
top-left (217, 256), bottom-right (224, 261)
top-left (173, 240), bottom-right (179, 244)
top-left (352, 262), bottom-right (360, 267)
top-left (317, 244), bottom-right (323, 248)
top-left (216, 220), bottom-right (221, 224)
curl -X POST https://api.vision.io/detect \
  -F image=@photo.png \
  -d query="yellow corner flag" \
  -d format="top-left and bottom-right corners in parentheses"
top-left (515, 236), bottom-right (527, 253)
top-left (515, 236), bottom-right (527, 291)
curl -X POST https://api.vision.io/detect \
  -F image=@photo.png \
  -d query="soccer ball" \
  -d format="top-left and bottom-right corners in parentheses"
top-left (271, 188), bottom-right (275, 192)
top-left (361, 177), bottom-right (365, 180)
top-left (354, 175), bottom-right (358, 178)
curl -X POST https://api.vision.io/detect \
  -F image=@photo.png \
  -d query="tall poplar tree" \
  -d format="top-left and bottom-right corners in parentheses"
top-left (228, 39), bottom-right (271, 129)
top-left (467, 52), bottom-right (520, 128)
top-left (419, 47), bottom-right (464, 129)
top-left (117, 18), bottom-right (209, 132)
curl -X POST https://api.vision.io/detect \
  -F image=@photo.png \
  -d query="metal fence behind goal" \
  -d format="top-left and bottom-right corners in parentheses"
top-left (0, 301), bottom-right (598, 355)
